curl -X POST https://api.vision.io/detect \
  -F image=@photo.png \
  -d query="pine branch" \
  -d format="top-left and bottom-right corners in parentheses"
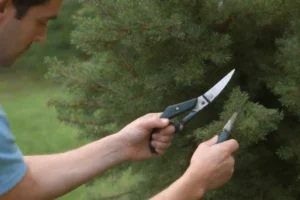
top-left (288, 88), bottom-right (300, 97)
top-left (60, 71), bottom-right (83, 84)
top-left (119, 54), bottom-right (137, 77)
top-left (58, 117), bottom-right (98, 126)
top-left (82, 23), bottom-right (186, 46)
top-left (215, 2), bottom-right (285, 33)
top-left (48, 100), bottom-right (102, 109)
top-left (95, 82), bottom-right (119, 94)
top-left (215, 15), bottom-right (236, 33)
top-left (59, 70), bottom-right (118, 94)
top-left (97, 1), bottom-right (114, 17)
top-left (82, 28), bottom-right (129, 46)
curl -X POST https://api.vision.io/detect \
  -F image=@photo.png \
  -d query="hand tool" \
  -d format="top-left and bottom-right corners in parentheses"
top-left (149, 69), bottom-right (235, 153)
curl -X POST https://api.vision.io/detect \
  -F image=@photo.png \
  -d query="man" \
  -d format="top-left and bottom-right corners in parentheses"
top-left (0, 1), bottom-right (239, 199)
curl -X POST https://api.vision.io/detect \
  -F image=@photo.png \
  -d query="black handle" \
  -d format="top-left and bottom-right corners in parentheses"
top-left (160, 98), bottom-right (198, 119)
top-left (149, 98), bottom-right (198, 154)
top-left (216, 130), bottom-right (229, 144)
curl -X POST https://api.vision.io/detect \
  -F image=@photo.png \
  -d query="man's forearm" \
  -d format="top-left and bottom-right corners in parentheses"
top-left (2, 133), bottom-right (127, 200)
top-left (150, 171), bottom-right (205, 200)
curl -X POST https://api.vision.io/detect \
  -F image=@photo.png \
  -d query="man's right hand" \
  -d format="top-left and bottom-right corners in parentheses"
top-left (186, 135), bottom-right (239, 193)
top-left (150, 135), bottom-right (239, 200)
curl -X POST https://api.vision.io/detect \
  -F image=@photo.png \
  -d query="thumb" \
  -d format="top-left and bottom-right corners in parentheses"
top-left (140, 113), bottom-right (169, 130)
top-left (203, 135), bottom-right (218, 146)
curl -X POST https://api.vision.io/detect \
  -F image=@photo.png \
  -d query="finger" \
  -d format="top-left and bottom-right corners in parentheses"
top-left (202, 135), bottom-right (218, 146)
top-left (140, 113), bottom-right (169, 129)
top-left (218, 139), bottom-right (239, 154)
top-left (144, 112), bottom-right (162, 119)
top-left (155, 148), bottom-right (166, 155)
top-left (156, 125), bottom-right (175, 136)
top-left (151, 140), bottom-right (171, 150)
top-left (152, 134), bottom-right (173, 143)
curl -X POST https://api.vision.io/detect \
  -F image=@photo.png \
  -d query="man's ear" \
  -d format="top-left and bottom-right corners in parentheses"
top-left (0, 0), bottom-right (9, 13)
top-left (0, 0), bottom-right (10, 21)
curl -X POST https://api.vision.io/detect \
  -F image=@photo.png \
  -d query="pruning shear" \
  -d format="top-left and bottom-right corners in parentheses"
top-left (149, 69), bottom-right (235, 153)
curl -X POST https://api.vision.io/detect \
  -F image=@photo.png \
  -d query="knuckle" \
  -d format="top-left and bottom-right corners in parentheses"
top-left (162, 127), bottom-right (174, 136)
top-left (222, 146), bottom-right (231, 156)
top-left (156, 142), bottom-right (164, 148)
top-left (151, 140), bottom-right (156, 146)
top-left (169, 125), bottom-right (175, 131)
top-left (229, 139), bottom-right (239, 149)
top-left (157, 136), bottom-right (166, 142)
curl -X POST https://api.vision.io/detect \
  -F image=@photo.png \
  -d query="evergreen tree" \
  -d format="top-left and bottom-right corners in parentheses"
top-left (46, 0), bottom-right (300, 199)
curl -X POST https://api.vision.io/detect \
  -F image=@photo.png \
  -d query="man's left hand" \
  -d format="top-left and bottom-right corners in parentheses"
top-left (117, 113), bottom-right (175, 162)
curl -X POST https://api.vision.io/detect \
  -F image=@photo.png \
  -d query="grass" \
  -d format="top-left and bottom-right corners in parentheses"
top-left (0, 73), bottom-right (90, 199)
top-left (0, 73), bottom-right (141, 199)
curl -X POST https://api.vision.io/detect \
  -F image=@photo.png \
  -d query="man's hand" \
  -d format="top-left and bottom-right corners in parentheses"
top-left (116, 113), bottom-right (175, 161)
top-left (186, 135), bottom-right (239, 193)
top-left (150, 135), bottom-right (239, 200)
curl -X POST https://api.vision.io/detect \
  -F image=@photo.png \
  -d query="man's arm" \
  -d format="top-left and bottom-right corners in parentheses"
top-left (150, 136), bottom-right (239, 200)
top-left (150, 171), bottom-right (206, 200)
top-left (1, 134), bottom-right (127, 200)
top-left (0, 113), bottom-right (174, 200)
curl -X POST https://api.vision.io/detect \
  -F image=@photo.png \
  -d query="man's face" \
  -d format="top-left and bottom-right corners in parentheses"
top-left (0, 0), bottom-right (63, 67)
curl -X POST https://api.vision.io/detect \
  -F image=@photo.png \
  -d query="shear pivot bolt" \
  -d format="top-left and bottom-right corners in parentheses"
top-left (176, 107), bottom-right (179, 111)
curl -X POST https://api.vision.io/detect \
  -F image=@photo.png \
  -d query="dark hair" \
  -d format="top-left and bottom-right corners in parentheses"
top-left (12, 0), bottom-right (49, 19)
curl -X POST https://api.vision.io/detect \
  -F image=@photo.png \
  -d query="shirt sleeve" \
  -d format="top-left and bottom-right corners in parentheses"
top-left (0, 109), bottom-right (27, 195)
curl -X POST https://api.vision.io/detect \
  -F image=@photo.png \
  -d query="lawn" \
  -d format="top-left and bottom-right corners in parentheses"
top-left (0, 73), bottom-right (90, 199)
top-left (0, 73), bottom-right (141, 199)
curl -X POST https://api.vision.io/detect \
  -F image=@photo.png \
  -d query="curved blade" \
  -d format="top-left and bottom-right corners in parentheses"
top-left (223, 112), bottom-right (238, 132)
top-left (193, 69), bottom-right (235, 112)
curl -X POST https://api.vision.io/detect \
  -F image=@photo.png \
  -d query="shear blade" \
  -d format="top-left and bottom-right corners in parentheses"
top-left (193, 69), bottom-right (235, 112)
top-left (223, 112), bottom-right (238, 132)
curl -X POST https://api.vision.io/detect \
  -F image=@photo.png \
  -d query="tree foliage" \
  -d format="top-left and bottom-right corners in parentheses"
top-left (46, 0), bottom-right (300, 199)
